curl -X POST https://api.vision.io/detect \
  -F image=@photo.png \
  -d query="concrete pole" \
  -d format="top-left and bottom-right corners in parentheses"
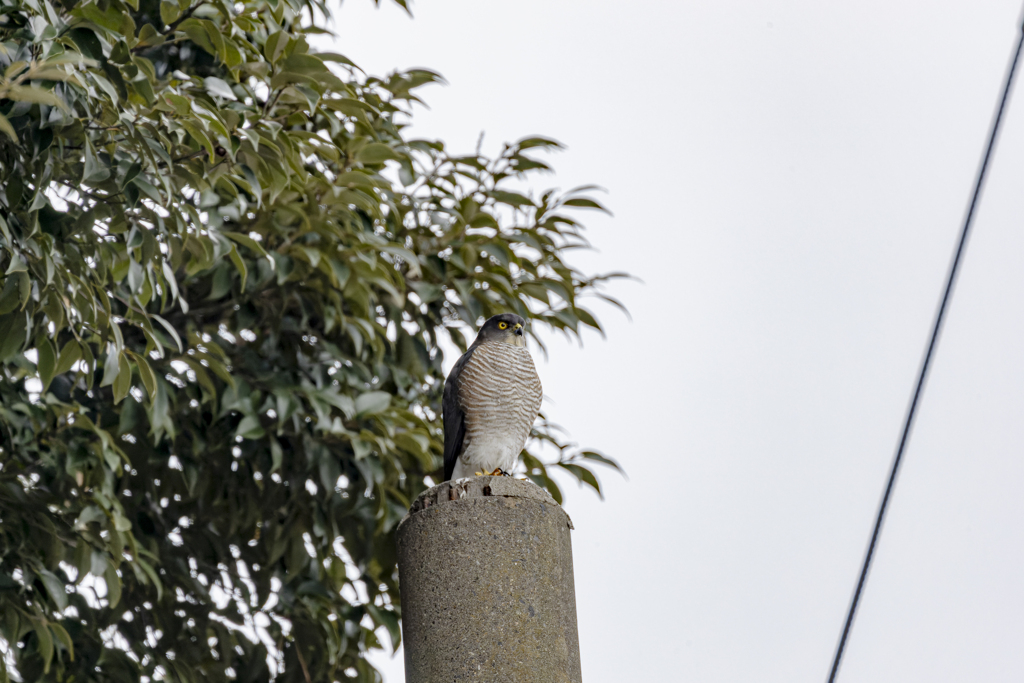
top-left (397, 476), bottom-right (582, 683)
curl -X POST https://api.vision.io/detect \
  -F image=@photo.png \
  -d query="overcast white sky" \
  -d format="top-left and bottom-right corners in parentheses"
top-left (328, 1), bottom-right (1024, 681)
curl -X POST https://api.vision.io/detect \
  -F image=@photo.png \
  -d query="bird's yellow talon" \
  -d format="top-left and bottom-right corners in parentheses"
top-left (473, 468), bottom-right (508, 477)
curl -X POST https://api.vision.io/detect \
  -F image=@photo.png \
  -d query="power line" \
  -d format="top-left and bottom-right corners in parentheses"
top-left (827, 9), bottom-right (1024, 683)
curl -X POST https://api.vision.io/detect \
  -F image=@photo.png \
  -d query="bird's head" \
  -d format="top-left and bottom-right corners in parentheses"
top-left (473, 313), bottom-right (527, 347)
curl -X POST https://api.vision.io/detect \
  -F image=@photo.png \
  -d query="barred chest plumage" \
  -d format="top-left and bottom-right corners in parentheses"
top-left (451, 341), bottom-right (543, 480)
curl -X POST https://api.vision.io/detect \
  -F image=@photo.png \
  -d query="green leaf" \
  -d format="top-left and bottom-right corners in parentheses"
top-left (5, 253), bottom-right (27, 275)
top-left (78, 1), bottom-right (135, 36)
top-left (579, 450), bottom-right (623, 472)
top-left (152, 314), bottom-right (183, 353)
top-left (263, 30), bottom-right (288, 64)
top-left (89, 550), bottom-right (108, 577)
top-left (136, 23), bottom-right (164, 47)
top-left (132, 177), bottom-right (163, 203)
top-left (0, 311), bottom-right (27, 361)
top-left (55, 339), bottom-right (82, 375)
top-left (177, 18), bottom-right (216, 56)
top-left (471, 214), bottom-right (503, 229)
top-left (37, 338), bottom-right (57, 392)
top-left (129, 351), bottom-right (157, 401)
top-left (37, 570), bottom-right (68, 611)
top-left (50, 622), bottom-right (74, 661)
top-left (365, 603), bottom-right (401, 651)
top-left (559, 462), bottom-right (603, 499)
top-left (101, 347), bottom-right (120, 387)
top-left (355, 391), bottom-right (391, 417)
top-left (198, 19), bottom-right (226, 62)
top-left (0, 272), bottom-right (29, 314)
top-left (112, 511), bottom-right (132, 532)
top-left (163, 92), bottom-right (191, 117)
top-left (68, 28), bottom-right (104, 61)
top-left (319, 52), bottom-right (359, 67)
top-left (159, 0), bottom-right (181, 24)
top-left (356, 142), bottom-right (401, 164)
top-left (103, 562), bottom-right (122, 608)
top-left (528, 471), bottom-right (563, 505)
top-left (34, 621), bottom-right (54, 673)
top-left (563, 197), bottom-right (609, 212)
top-left (574, 306), bottom-right (603, 333)
top-left (112, 352), bottom-right (131, 403)
top-left (281, 53), bottom-right (328, 76)
top-left (235, 414), bottom-right (265, 439)
top-left (83, 139), bottom-right (109, 183)
top-left (515, 136), bottom-right (563, 150)
top-left (6, 85), bottom-right (64, 109)
top-left (127, 258), bottom-right (143, 294)
top-left (181, 120), bottom-right (215, 161)
top-left (269, 437), bottom-right (283, 473)
top-left (204, 76), bottom-right (237, 100)
top-left (135, 558), bottom-right (163, 601)
top-left (224, 231), bottom-right (268, 258)
top-left (0, 113), bottom-right (16, 142)
top-left (228, 244), bottom-right (248, 291)
top-left (489, 189), bottom-right (535, 207)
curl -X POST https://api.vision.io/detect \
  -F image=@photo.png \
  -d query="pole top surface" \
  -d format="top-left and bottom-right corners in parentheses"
top-left (400, 475), bottom-right (573, 530)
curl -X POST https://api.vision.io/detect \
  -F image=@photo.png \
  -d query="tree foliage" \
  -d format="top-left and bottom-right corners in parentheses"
top-left (0, 0), bottom-right (624, 679)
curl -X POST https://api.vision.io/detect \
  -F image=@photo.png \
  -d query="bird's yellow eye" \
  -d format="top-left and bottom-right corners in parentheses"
top-left (497, 322), bottom-right (508, 330)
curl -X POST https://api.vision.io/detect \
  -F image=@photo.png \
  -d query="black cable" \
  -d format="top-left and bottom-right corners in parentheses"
top-left (827, 10), bottom-right (1024, 683)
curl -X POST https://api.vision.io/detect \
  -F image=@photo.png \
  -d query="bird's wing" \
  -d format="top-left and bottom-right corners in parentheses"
top-left (442, 347), bottom-right (476, 481)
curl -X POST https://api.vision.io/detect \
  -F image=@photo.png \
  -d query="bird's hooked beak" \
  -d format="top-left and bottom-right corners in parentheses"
top-left (511, 322), bottom-right (525, 346)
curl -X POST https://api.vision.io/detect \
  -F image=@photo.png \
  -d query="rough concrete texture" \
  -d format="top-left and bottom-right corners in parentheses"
top-left (397, 476), bottom-right (581, 683)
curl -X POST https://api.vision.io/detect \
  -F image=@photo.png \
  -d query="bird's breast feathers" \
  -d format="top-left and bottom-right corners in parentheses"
top-left (454, 342), bottom-right (542, 474)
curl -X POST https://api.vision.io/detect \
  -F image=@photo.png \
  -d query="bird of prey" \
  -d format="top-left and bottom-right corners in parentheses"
top-left (442, 313), bottom-right (543, 482)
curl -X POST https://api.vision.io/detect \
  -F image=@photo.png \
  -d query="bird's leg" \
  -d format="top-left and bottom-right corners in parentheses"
top-left (473, 468), bottom-right (509, 476)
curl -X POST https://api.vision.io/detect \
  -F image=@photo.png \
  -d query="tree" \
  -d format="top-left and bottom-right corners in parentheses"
top-left (0, 0), bottom-right (624, 679)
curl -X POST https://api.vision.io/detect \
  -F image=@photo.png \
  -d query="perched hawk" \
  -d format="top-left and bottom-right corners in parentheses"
top-left (442, 313), bottom-right (543, 481)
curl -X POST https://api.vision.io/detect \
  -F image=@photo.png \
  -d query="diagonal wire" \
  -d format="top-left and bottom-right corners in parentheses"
top-left (827, 9), bottom-right (1024, 683)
